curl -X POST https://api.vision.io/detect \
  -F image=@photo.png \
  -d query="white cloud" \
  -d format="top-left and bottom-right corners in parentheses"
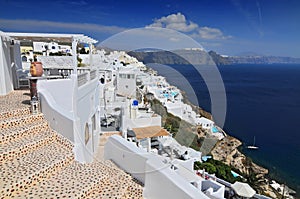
top-left (148, 13), bottom-right (231, 40)
top-left (198, 27), bottom-right (232, 40)
top-left (148, 13), bottom-right (198, 32)
top-left (0, 19), bottom-right (127, 34)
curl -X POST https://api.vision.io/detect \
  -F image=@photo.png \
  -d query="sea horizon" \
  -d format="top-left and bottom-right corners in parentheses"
top-left (148, 63), bottom-right (300, 197)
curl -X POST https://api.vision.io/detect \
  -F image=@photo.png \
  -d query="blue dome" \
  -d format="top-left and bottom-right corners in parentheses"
top-left (132, 100), bottom-right (138, 106)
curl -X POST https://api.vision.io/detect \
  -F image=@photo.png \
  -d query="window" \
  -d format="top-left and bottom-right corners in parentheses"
top-left (92, 114), bottom-right (96, 131)
top-left (85, 123), bottom-right (90, 145)
top-left (119, 74), bottom-right (127, 78)
top-left (52, 46), bottom-right (55, 50)
top-left (21, 56), bottom-right (27, 62)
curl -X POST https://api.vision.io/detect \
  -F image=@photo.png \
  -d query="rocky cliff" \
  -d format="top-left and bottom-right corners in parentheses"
top-left (208, 51), bottom-right (300, 65)
top-left (211, 136), bottom-right (268, 177)
top-left (128, 49), bottom-right (216, 66)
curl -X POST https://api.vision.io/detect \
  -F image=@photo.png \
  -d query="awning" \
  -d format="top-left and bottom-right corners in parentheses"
top-left (132, 126), bottom-right (170, 140)
top-left (231, 181), bottom-right (256, 198)
top-left (5, 32), bottom-right (98, 44)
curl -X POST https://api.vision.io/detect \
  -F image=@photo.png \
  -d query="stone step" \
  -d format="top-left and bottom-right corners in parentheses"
top-left (86, 161), bottom-right (143, 199)
top-left (87, 175), bottom-right (136, 199)
top-left (0, 107), bottom-right (31, 120)
top-left (0, 90), bottom-right (31, 121)
top-left (0, 129), bottom-right (56, 162)
top-left (11, 161), bottom-right (131, 198)
top-left (121, 183), bottom-right (144, 199)
top-left (0, 142), bottom-right (74, 198)
top-left (0, 119), bottom-right (49, 145)
top-left (0, 113), bottom-right (44, 130)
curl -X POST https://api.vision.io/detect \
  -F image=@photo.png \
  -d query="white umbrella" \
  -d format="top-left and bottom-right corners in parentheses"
top-left (231, 181), bottom-right (256, 198)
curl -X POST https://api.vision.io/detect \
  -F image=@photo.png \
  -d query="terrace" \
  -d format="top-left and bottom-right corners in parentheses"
top-left (4, 32), bottom-right (101, 163)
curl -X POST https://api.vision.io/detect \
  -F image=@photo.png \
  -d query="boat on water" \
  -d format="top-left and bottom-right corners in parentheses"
top-left (247, 136), bottom-right (259, 149)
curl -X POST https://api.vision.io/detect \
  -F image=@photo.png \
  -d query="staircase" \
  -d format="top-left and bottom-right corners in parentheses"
top-left (0, 90), bottom-right (143, 198)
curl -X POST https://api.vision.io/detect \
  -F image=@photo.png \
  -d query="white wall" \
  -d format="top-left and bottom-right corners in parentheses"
top-left (33, 42), bottom-right (60, 53)
top-left (77, 78), bottom-right (100, 162)
top-left (197, 117), bottom-right (214, 129)
top-left (0, 35), bottom-right (14, 95)
top-left (104, 135), bottom-right (211, 199)
top-left (144, 158), bottom-right (210, 199)
top-left (38, 77), bottom-right (76, 142)
top-left (201, 180), bottom-right (225, 199)
top-left (123, 115), bottom-right (161, 129)
top-left (104, 135), bottom-right (151, 183)
top-left (33, 42), bottom-right (44, 52)
top-left (12, 42), bottom-right (22, 89)
top-left (116, 73), bottom-right (136, 98)
top-left (38, 74), bottom-right (100, 163)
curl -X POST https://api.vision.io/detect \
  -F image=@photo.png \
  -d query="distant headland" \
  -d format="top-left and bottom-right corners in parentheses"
top-left (125, 48), bottom-right (300, 66)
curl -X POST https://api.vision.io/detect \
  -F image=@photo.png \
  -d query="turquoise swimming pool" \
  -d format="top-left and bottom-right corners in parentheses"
top-left (212, 126), bottom-right (219, 133)
top-left (163, 93), bottom-right (169, 98)
top-left (171, 91), bottom-right (178, 96)
top-left (201, 156), bottom-right (212, 162)
top-left (231, 170), bottom-right (240, 178)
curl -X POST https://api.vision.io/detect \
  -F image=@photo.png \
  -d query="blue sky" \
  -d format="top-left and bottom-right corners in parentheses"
top-left (0, 0), bottom-right (299, 57)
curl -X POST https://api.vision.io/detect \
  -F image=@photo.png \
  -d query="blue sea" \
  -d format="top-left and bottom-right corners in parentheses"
top-left (149, 63), bottom-right (300, 196)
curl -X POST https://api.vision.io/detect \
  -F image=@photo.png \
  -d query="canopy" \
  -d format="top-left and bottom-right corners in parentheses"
top-left (5, 32), bottom-right (98, 44)
top-left (132, 126), bottom-right (170, 139)
top-left (231, 182), bottom-right (256, 198)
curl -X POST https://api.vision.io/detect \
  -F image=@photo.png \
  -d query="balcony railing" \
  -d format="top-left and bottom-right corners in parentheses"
top-left (90, 69), bottom-right (97, 80)
top-left (78, 72), bottom-right (89, 87)
top-left (77, 69), bottom-right (98, 87)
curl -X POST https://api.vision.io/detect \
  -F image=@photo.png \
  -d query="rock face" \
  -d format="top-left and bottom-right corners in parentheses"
top-left (208, 50), bottom-right (300, 65)
top-left (129, 49), bottom-right (300, 66)
top-left (207, 51), bottom-right (232, 66)
top-left (211, 136), bottom-right (268, 176)
top-left (128, 49), bottom-right (216, 66)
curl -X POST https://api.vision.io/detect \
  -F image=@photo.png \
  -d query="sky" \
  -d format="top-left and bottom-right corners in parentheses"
top-left (0, 0), bottom-right (299, 57)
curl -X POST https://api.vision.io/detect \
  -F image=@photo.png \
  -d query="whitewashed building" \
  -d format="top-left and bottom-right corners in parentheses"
top-left (0, 31), bottom-right (22, 95)
top-left (4, 32), bottom-right (100, 163)
top-left (116, 67), bottom-right (137, 98)
top-left (196, 117), bottom-right (214, 130)
top-left (33, 41), bottom-right (71, 54)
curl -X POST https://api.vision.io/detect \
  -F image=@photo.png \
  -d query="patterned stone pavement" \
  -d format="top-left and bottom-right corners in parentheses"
top-left (0, 90), bottom-right (143, 198)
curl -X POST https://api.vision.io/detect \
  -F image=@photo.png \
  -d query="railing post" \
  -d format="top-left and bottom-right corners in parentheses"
top-left (72, 37), bottom-right (78, 75)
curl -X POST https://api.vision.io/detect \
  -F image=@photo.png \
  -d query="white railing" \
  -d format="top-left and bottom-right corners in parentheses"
top-left (90, 69), bottom-right (97, 80)
top-left (77, 69), bottom-right (99, 87)
top-left (78, 72), bottom-right (89, 87)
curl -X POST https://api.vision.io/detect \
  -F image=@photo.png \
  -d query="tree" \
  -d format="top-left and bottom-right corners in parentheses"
top-left (77, 56), bottom-right (83, 67)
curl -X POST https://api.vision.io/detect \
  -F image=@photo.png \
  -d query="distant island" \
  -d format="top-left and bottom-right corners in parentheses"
top-left (208, 51), bottom-right (300, 66)
top-left (127, 49), bottom-right (300, 66)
